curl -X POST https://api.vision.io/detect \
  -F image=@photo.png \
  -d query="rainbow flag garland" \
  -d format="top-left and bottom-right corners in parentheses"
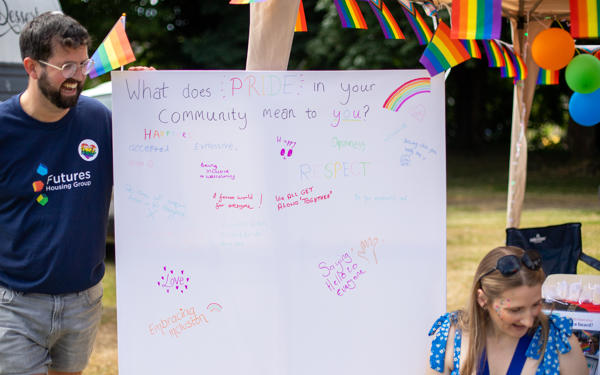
top-left (569, 0), bottom-right (600, 38)
top-left (88, 15), bottom-right (135, 79)
top-left (399, 2), bottom-right (433, 45)
top-left (334, 0), bottom-right (368, 29)
top-left (419, 21), bottom-right (471, 76)
top-left (537, 68), bottom-right (560, 85)
top-left (295, 0), bottom-right (308, 32)
top-left (481, 39), bottom-right (505, 67)
top-left (366, 0), bottom-right (405, 39)
top-left (461, 39), bottom-right (482, 58)
top-left (451, 0), bottom-right (502, 39)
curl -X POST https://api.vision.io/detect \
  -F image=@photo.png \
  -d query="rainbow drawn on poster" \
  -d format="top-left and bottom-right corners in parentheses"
top-left (383, 77), bottom-right (431, 112)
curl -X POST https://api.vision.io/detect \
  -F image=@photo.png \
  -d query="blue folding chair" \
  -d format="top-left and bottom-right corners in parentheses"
top-left (506, 222), bottom-right (600, 276)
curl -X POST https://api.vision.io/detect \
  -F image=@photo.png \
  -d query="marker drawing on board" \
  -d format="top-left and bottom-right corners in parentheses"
top-left (212, 192), bottom-right (263, 210)
top-left (148, 306), bottom-right (211, 338)
top-left (275, 187), bottom-right (333, 211)
top-left (318, 250), bottom-right (366, 297)
top-left (276, 136), bottom-right (296, 159)
top-left (157, 266), bottom-right (190, 294)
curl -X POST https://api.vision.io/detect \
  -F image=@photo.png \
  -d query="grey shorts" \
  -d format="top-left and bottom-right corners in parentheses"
top-left (0, 283), bottom-right (103, 375)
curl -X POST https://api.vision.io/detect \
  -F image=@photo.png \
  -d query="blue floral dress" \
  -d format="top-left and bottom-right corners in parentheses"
top-left (428, 312), bottom-right (574, 375)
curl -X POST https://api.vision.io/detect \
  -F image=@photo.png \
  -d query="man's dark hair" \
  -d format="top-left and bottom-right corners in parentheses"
top-left (19, 11), bottom-right (90, 61)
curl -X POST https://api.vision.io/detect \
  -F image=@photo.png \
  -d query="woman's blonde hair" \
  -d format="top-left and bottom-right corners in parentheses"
top-left (458, 246), bottom-right (548, 375)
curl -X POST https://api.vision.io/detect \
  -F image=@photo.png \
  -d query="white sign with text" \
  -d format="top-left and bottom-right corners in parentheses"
top-left (112, 70), bottom-right (446, 374)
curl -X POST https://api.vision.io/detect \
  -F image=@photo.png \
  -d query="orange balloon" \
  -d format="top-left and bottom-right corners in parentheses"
top-left (531, 28), bottom-right (575, 71)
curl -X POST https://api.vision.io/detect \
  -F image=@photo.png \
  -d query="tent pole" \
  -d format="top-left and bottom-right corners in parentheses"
top-left (246, 0), bottom-right (301, 70)
top-left (506, 18), bottom-right (550, 228)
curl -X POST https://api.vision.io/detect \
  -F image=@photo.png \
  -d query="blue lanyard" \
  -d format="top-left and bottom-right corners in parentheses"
top-left (478, 333), bottom-right (533, 375)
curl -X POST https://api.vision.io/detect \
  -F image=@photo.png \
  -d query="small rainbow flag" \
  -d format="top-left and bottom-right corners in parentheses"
top-left (88, 15), bottom-right (135, 79)
top-left (399, 3), bottom-right (433, 45)
top-left (537, 68), bottom-right (560, 85)
top-left (499, 45), bottom-right (526, 82)
top-left (499, 45), bottom-right (516, 78)
top-left (422, 1), bottom-right (439, 18)
top-left (229, 0), bottom-right (267, 4)
top-left (398, 0), bottom-right (414, 11)
top-left (451, 0), bottom-right (502, 39)
top-left (368, 0), bottom-right (383, 9)
top-left (569, 0), bottom-right (600, 38)
top-left (577, 45), bottom-right (600, 55)
top-left (334, 0), bottom-right (368, 29)
top-left (461, 39), bottom-right (482, 58)
top-left (366, 0), bottom-right (405, 39)
top-left (419, 21), bottom-right (471, 76)
top-left (512, 49), bottom-right (527, 81)
top-left (481, 39), bottom-right (505, 67)
top-left (295, 0), bottom-right (307, 32)
top-left (383, 77), bottom-right (431, 111)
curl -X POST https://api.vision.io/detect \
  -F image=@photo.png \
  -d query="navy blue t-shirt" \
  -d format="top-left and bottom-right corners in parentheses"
top-left (0, 94), bottom-right (113, 294)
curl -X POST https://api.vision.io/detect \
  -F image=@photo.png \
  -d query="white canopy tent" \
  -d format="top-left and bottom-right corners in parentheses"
top-left (245, 0), bottom-right (574, 228)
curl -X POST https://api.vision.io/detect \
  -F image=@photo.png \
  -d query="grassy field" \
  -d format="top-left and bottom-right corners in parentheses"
top-left (83, 150), bottom-right (600, 374)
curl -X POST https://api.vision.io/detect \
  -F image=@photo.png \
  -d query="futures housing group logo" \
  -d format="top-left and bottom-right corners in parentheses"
top-left (31, 139), bottom-right (99, 206)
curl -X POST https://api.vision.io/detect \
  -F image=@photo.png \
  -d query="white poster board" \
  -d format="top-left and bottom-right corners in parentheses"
top-left (112, 70), bottom-right (446, 374)
top-left (0, 0), bottom-right (61, 64)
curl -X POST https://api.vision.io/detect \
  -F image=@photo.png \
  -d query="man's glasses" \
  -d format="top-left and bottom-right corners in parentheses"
top-left (38, 59), bottom-right (94, 79)
top-left (478, 250), bottom-right (543, 284)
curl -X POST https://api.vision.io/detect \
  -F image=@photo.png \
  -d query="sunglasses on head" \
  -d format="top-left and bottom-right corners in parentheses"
top-left (478, 250), bottom-right (542, 284)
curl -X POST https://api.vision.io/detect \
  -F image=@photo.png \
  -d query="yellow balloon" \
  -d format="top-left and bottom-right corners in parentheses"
top-left (531, 28), bottom-right (575, 71)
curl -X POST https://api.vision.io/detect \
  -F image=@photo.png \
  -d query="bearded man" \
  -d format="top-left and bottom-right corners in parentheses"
top-left (1, 11), bottom-right (113, 375)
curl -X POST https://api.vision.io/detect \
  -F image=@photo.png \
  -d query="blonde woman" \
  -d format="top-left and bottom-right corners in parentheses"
top-left (427, 246), bottom-right (588, 375)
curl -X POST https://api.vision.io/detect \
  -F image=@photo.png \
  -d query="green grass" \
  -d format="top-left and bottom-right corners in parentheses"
top-left (101, 262), bottom-right (116, 309)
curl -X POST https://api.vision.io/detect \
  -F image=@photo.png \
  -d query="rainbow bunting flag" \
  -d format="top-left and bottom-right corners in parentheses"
top-left (88, 15), bottom-right (135, 79)
top-left (499, 45), bottom-right (516, 78)
top-left (537, 68), bottom-right (560, 85)
top-left (334, 0), bottom-right (368, 29)
top-left (577, 45), bottom-right (600, 55)
top-left (400, 3), bottom-right (433, 45)
top-left (366, 0), bottom-right (405, 39)
top-left (569, 0), bottom-right (600, 38)
top-left (398, 0), bottom-right (414, 11)
top-left (512, 49), bottom-right (527, 81)
top-left (368, 0), bottom-right (383, 9)
top-left (461, 39), bottom-right (482, 58)
top-left (499, 45), bottom-right (526, 82)
top-left (419, 21), bottom-right (471, 76)
top-left (422, 1), bottom-right (439, 18)
top-left (451, 0), bottom-right (502, 39)
top-left (481, 39), bottom-right (505, 67)
top-left (229, 0), bottom-right (267, 4)
top-left (295, 0), bottom-right (307, 32)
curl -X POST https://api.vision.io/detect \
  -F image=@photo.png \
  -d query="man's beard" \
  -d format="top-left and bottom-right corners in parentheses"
top-left (38, 70), bottom-right (83, 109)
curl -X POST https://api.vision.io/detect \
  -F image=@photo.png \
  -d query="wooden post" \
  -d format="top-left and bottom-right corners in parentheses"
top-left (246, 0), bottom-right (301, 70)
top-left (506, 18), bottom-right (550, 228)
